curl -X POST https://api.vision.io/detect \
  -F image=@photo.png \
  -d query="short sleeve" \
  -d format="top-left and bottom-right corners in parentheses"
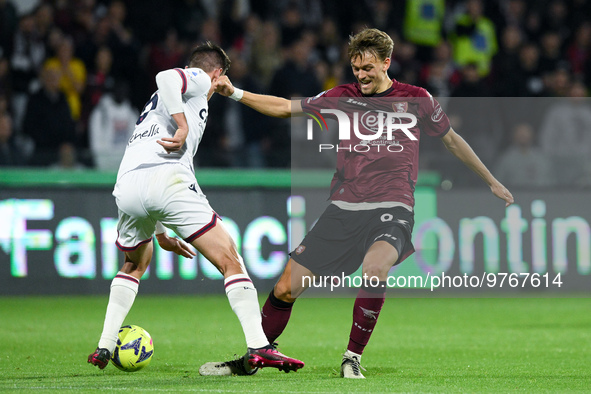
top-left (417, 89), bottom-right (451, 138)
top-left (180, 68), bottom-right (211, 99)
top-left (301, 88), bottom-right (340, 113)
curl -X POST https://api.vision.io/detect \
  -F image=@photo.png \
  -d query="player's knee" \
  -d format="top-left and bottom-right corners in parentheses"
top-left (362, 263), bottom-right (390, 281)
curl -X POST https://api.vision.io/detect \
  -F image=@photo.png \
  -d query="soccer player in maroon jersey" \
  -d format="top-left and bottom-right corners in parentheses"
top-left (199, 28), bottom-right (514, 378)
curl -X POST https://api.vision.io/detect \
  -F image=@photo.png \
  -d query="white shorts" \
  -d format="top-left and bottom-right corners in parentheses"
top-left (113, 164), bottom-right (218, 251)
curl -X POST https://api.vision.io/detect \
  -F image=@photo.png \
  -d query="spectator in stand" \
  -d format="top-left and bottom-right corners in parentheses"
top-left (76, 16), bottom-right (112, 73)
top-left (419, 41), bottom-right (460, 99)
top-left (51, 142), bottom-right (86, 170)
top-left (451, 63), bottom-right (490, 97)
top-left (500, 0), bottom-right (528, 31)
top-left (249, 21), bottom-right (282, 89)
top-left (402, 0), bottom-right (445, 63)
top-left (0, 0), bottom-right (18, 56)
top-left (495, 122), bottom-right (554, 188)
top-left (59, 0), bottom-right (95, 47)
top-left (145, 29), bottom-right (186, 93)
top-left (22, 66), bottom-right (76, 166)
top-left (316, 18), bottom-right (341, 66)
top-left (515, 42), bottom-right (546, 97)
top-left (492, 25), bottom-right (523, 96)
top-left (392, 39), bottom-right (421, 85)
top-left (43, 35), bottom-right (86, 121)
top-left (567, 22), bottom-right (591, 77)
top-left (279, 4), bottom-right (304, 48)
top-left (172, 0), bottom-right (208, 42)
top-left (0, 53), bottom-right (10, 99)
top-left (548, 67), bottom-right (572, 97)
top-left (267, 37), bottom-right (320, 167)
top-left (34, 3), bottom-right (55, 55)
top-left (89, 81), bottom-right (137, 171)
top-left (0, 111), bottom-right (27, 166)
top-left (449, 0), bottom-right (498, 77)
top-left (539, 1), bottom-right (570, 43)
top-left (105, 0), bottom-right (139, 83)
top-left (81, 45), bottom-right (115, 132)
top-left (10, 13), bottom-right (46, 133)
top-left (223, 52), bottom-right (269, 168)
top-left (539, 80), bottom-right (591, 186)
top-left (538, 30), bottom-right (564, 75)
top-left (448, 63), bottom-right (501, 177)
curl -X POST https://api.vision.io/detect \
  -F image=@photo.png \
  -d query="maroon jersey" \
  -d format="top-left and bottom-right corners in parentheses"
top-left (301, 80), bottom-right (450, 208)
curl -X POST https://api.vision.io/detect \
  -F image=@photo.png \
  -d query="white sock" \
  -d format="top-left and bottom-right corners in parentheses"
top-left (344, 349), bottom-right (362, 362)
top-left (224, 273), bottom-right (269, 349)
top-left (98, 272), bottom-right (139, 353)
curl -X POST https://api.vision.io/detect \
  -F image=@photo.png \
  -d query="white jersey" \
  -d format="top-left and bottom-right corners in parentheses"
top-left (116, 67), bottom-right (211, 180)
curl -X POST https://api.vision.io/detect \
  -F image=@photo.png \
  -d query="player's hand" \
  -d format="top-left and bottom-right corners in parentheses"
top-left (213, 75), bottom-right (235, 97)
top-left (490, 181), bottom-right (514, 207)
top-left (155, 233), bottom-right (197, 259)
top-left (157, 127), bottom-right (188, 153)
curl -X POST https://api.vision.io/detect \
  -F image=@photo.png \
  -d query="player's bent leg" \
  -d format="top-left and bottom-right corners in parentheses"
top-left (274, 258), bottom-right (313, 303)
top-left (341, 241), bottom-right (398, 378)
top-left (199, 260), bottom-right (310, 376)
top-left (362, 240), bottom-right (399, 281)
top-left (89, 241), bottom-right (154, 369)
top-left (260, 259), bottom-right (312, 344)
top-left (189, 222), bottom-right (245, 277)
top-left (192, 224), bottom-right (304, 375)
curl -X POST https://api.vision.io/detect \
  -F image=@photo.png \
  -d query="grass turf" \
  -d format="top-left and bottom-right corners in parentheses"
top-left (0, 295), bottom-right (590, 393)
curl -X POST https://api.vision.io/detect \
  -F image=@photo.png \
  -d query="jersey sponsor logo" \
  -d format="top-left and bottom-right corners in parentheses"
top-left (128, 125), bottom-right (159, 144)
top-left (295, 245), bottom-right (306, 255)
top-left (346, 98), bottom-right (368, 107)
top-left (431, 105), bottom-right (444, 122)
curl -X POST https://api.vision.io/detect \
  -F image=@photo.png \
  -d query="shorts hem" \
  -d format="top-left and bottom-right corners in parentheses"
top-left (116, 236), bottom-right (152, 252)
top-left (183, 213), bottom-right (218, 243)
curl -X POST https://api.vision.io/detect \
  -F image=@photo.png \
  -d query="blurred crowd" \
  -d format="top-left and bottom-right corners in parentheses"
top-left (0, 0), bottom-right (590, 187)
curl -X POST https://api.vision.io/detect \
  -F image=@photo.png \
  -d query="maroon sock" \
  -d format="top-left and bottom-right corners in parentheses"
top-left (347, 285), bottom-right (386, 355)
top-left (261, 288), bottom-right (294, 343)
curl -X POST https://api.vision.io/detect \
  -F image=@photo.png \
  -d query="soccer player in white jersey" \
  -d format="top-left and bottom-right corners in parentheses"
top-left (88, 42), bottom-right (304, 374)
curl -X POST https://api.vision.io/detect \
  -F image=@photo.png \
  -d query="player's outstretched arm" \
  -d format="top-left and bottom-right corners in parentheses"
top-left (213, 75), bottom-right (302, 118)
top-left (441, 128), bottom-right (514, 207)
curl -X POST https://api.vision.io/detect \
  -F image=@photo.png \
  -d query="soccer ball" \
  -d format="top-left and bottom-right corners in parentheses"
top-left (111, 325), bottom-right (154, 372)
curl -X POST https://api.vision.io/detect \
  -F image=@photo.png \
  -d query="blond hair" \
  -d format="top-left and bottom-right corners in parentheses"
top-left (348, 28), bottom-right (394, 62)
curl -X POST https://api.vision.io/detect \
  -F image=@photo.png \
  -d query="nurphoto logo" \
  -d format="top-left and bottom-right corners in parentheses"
top-left (304, 108), bottom-right (418, 153)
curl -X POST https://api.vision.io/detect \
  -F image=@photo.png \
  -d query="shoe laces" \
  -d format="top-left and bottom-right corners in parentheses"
top-left (220, 355), bottom-right (246, 371)
top-left (344, 355), bottom-right (366, 375)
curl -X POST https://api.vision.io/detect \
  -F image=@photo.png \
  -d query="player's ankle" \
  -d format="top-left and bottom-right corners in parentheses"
top-left (344, 349), bottom-right (362, 361)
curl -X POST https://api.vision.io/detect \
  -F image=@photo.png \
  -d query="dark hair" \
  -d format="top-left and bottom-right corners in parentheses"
top-left (188, 42), bottom-right (231, 75)
top-left (348, 28), bottom-right (394, 62)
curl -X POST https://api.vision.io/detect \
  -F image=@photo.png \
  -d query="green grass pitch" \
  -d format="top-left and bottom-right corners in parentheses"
top-left (0, 295), bottom-right (590, 393)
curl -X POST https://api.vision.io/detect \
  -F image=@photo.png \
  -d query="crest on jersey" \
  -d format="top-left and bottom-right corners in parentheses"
top-left (392, 102), bottom-right (408, 113)
top-left (295, 245), bottom-right (306, 255)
